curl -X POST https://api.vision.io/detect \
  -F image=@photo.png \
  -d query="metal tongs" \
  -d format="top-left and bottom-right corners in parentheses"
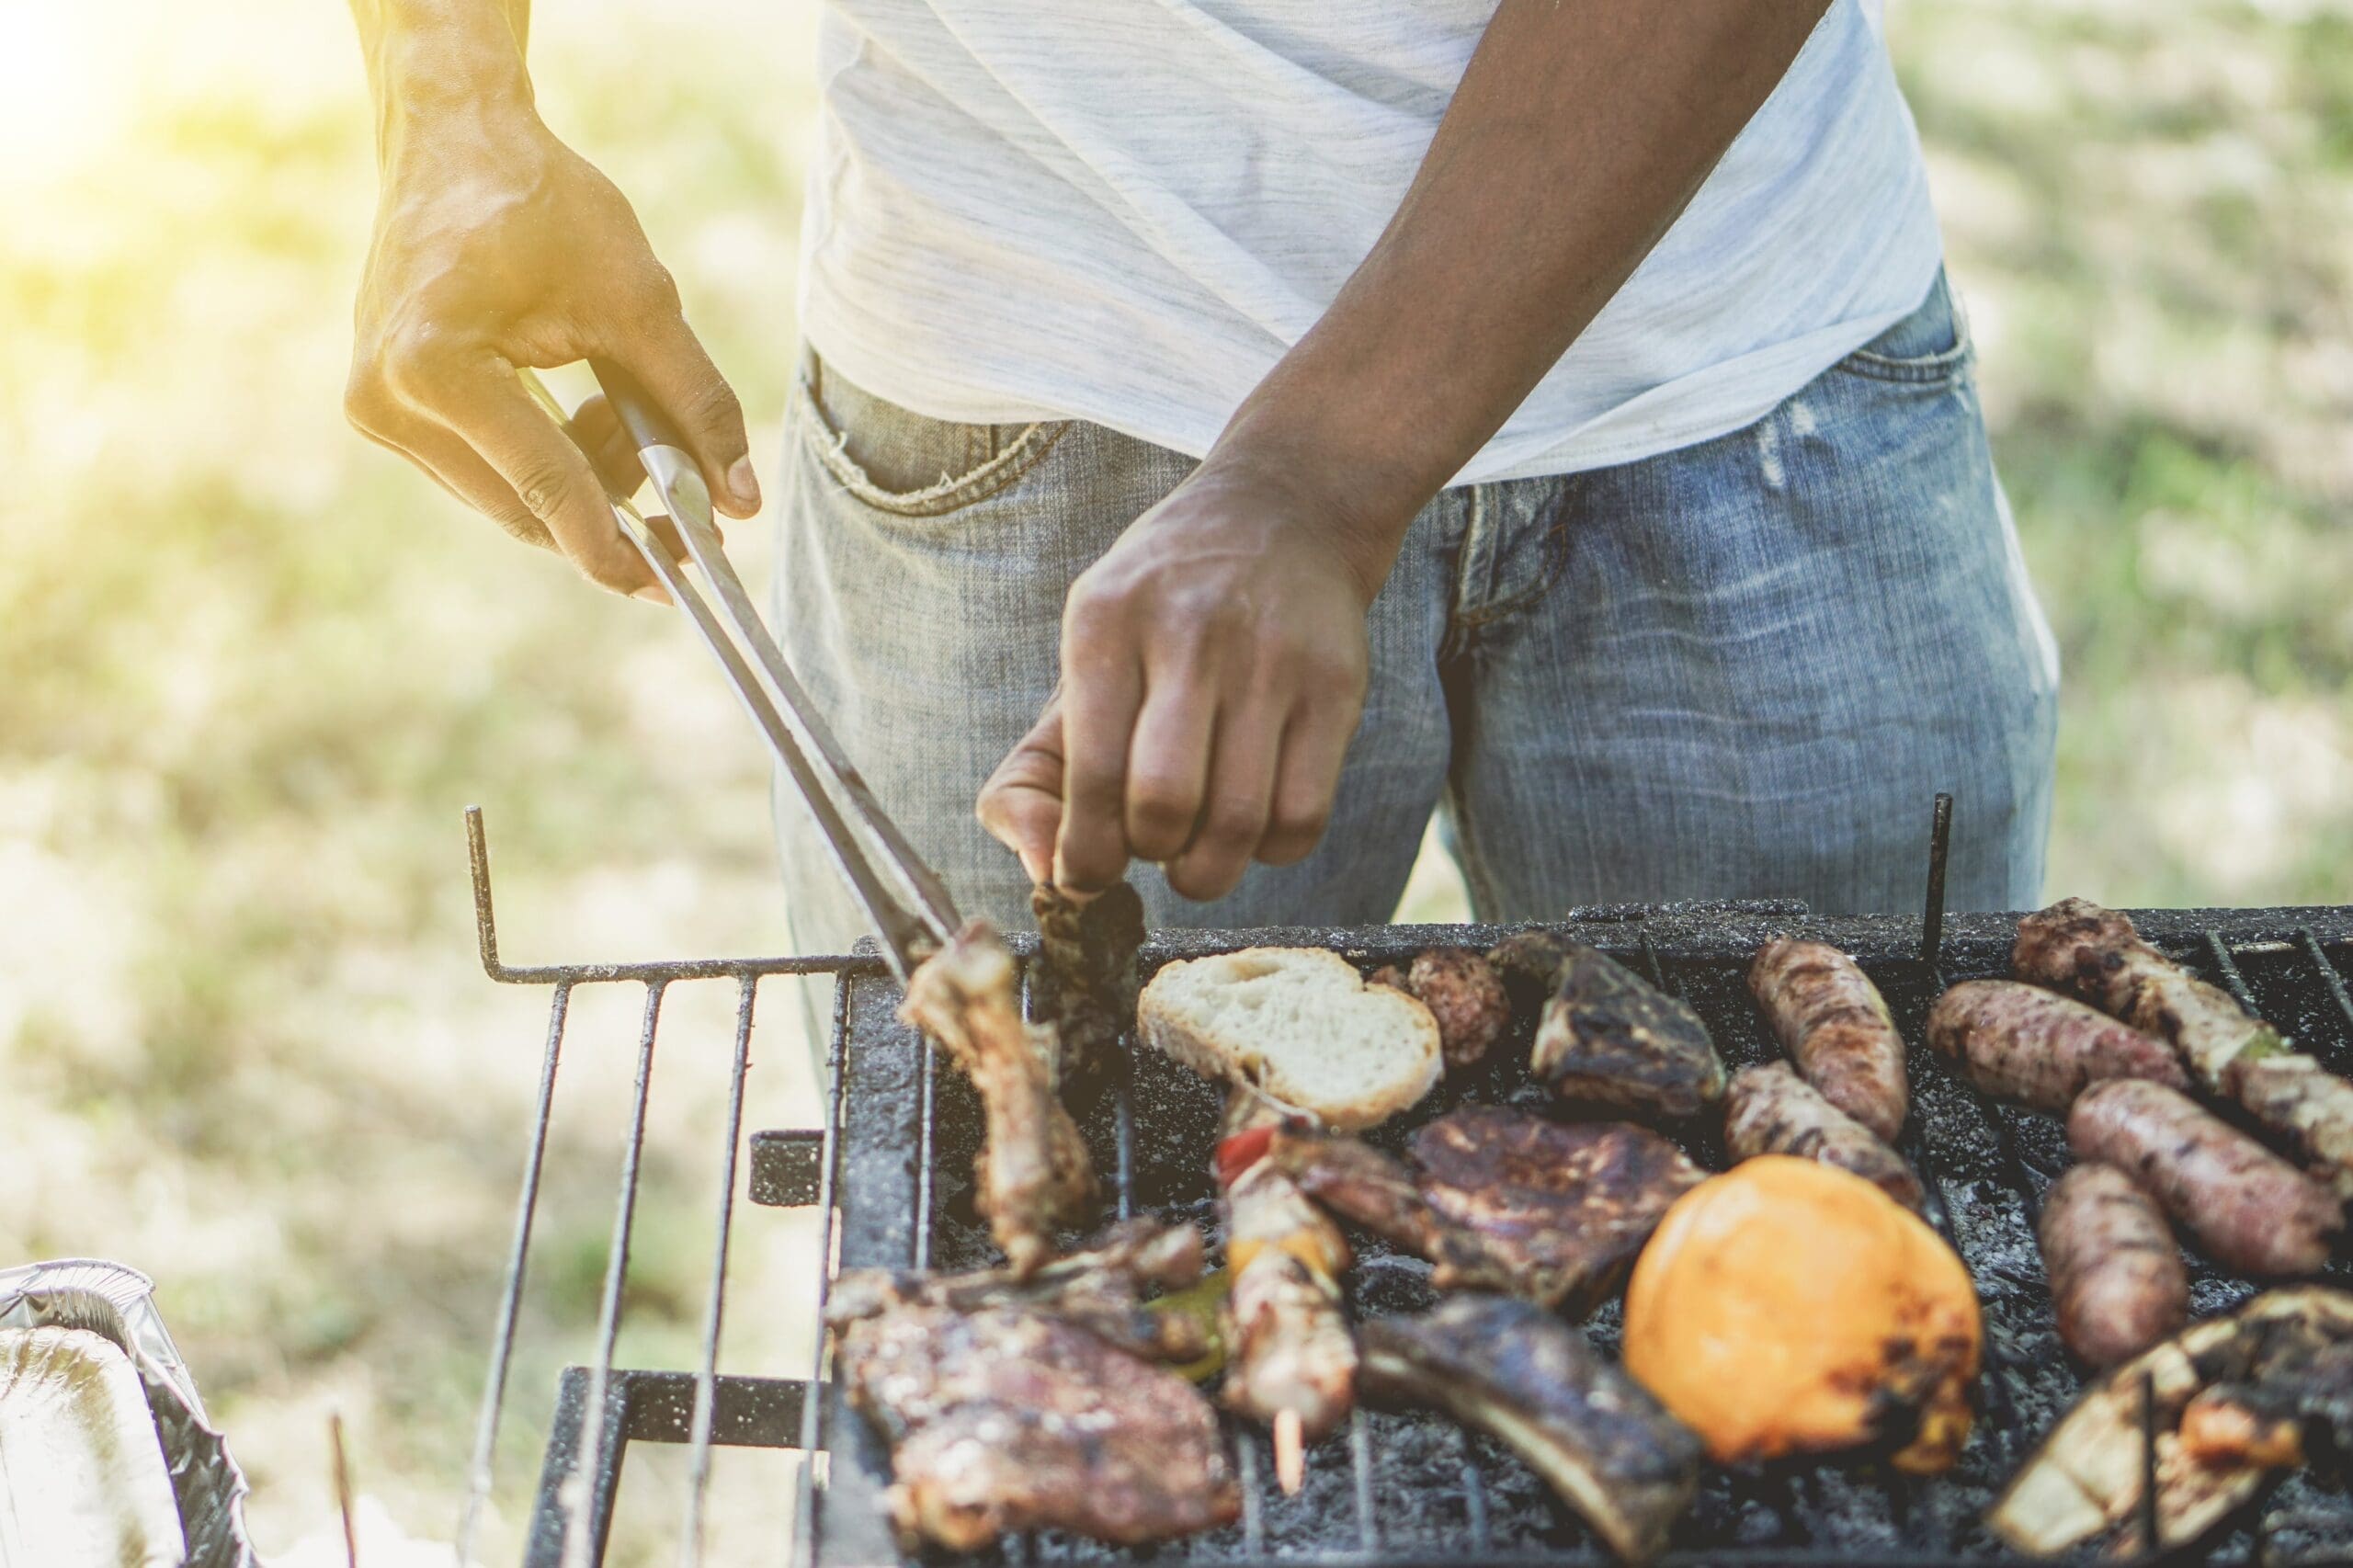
top-left (520, 360), bottom-right (960, 983)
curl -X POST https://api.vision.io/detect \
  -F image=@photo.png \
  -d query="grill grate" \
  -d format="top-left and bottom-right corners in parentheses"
top-left (451, 803), bottom-right (2353, 1568)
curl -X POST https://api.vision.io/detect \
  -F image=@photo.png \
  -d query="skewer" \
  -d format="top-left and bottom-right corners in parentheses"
top-left (1274, 1406), bottom-right (1307, 1495)
top-left (330, 1410), bottom-right (359, 1568)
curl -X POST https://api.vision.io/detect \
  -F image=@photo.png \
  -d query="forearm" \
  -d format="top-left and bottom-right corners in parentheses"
top-left (349, 0), bottom-right (535, 159)
top-left (1211, 0), bottom-right (1833, 595)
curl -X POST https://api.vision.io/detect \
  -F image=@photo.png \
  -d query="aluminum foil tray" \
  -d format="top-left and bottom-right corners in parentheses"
top-left (0, 1259), bottom-right (257, 1568)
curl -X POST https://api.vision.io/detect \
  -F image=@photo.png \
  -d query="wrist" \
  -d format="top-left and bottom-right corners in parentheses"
top-left (362, 2), bottom-right (534, 141)
top-left (1198, 383), bottom-right (1439, 608)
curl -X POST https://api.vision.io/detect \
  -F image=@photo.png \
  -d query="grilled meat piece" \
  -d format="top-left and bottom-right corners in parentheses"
top-left (1927, 980), bottom-right (2186, 1111)
top-left (1360, 1294), bottom-right (1701, 1564)
top-left (1030, 880), bottom-right (1145, 1108)
top-left (1269, 1106), bottom-right (1704, 1316)
top-left (827, 1216), bottom-right (1211, 1363)
top-left (1217, 1095), bottom-right (1357, 1463)
top-left (2038, 1163), bottom-right (2187, 1369)
top-left (835, 1305), bottom-right (1240, 1550)
top-left (2228, 1049), bottom-right (2353, 1201)
top-left (901, 921), bottom-right (1097, 1275)
top-left (1529, 944), bottom-right (1725, 1118)
top-left (1370, 947), bottom-right (1509, 1069)
top-left (2020, 897), bottom-right (2353, 1201)
top-left (2013, 898), bottom-right (2279, 1088)
top-left (1748, 939), bottom-right (1908, 1142)
top-left (829, 1218), bottom-right (1237, 1550)
top-left (2067, 1078), bottom-right (2341, 1276)
top-left (1722, 1062), bottom-right (1924, 1210)
top-left (1990, 1288), bottom-right (2353, 1557)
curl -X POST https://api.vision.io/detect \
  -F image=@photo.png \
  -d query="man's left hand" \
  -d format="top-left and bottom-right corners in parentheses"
top-left (977, 464), bottom-right (1375, 902)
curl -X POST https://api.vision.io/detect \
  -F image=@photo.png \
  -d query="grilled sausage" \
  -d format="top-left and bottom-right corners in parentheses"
top-left (2038, 1163), bottom-right (2188, 1368)
top-left (1747, 940), bottom-right (1908, 1142)
top-left (1722, 1062), bottom-right (1925, 1211)
top-left (1927, 980), bottom-right (2188, 1111)
top-left (2067, 1079), bottom-right (2343, 1276)
top-left (2013, 898), bottom-right (2280, 1088)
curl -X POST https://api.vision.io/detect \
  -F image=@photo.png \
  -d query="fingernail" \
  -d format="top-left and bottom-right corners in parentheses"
top-left (727, 458), bottom-right (761, 509)
top-left (633, 584), bottom-right (672, 606)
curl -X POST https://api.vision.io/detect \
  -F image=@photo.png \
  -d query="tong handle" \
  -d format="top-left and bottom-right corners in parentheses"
top-left (587, 358), bottom-right (683, 456)
top-left (589, 357), bottom-right (710, 521)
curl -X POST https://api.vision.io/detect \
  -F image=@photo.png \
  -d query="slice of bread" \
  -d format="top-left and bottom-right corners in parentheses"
top-left (1138, 947), bottom-right (1442, 1131)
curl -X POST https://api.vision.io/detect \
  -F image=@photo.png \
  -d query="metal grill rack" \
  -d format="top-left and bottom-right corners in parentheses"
top-left (451, 801), bottom-right (2353, 1568)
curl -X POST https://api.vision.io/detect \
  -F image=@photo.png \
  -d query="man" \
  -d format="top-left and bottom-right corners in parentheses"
top-left (346, 0), bottom-right (2058, 954)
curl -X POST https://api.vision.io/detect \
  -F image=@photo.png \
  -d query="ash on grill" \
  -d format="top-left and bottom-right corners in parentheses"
top-left (449, 803), bottom-right (2353, 1568)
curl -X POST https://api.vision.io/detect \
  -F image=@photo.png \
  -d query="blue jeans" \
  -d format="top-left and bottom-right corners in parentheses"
top-left (772, 269), bottom-right (2059, 951)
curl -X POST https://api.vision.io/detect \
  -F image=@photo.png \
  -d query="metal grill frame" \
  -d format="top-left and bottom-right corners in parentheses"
top-left (449, 802), bottom-right (2353, 1568)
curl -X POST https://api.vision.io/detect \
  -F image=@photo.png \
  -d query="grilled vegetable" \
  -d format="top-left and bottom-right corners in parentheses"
top-left (1927, 980), bottom-right (2187, 1111)
top-left (901, 921), bottom-right (1097, 1275)
top-left (2067, 1078), bottom-right (2341, 1277)
top-left (1622, 1155), bottom-right (1981, 1473)
top-left (1526, 942), bottom-right (1726, 1119)
top-left (1030, 880), bottom-right (1145, 1108)
top-left (1370, 947), bottom-right (1509, 1069)
top-left (2038, 1163), bottom-right (2187, 1369)
top-left (1360, 1294), bottom-right (1701, 1564)
top-left (1269, 1106), bottom-right (1704, 1316)
top-left (1988, 1287), bottom-right (2353, 1557)
top-left (1748, 939), bottom-right (1908, 1141)
top-left (1722, 1061), bottom-right (1924, 1211)
top-left (1216, 1093), bottom-right (1356, 1493)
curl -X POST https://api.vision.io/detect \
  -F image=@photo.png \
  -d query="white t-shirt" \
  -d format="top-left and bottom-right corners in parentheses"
top-left (798, 0), bottom-right (1942, 484)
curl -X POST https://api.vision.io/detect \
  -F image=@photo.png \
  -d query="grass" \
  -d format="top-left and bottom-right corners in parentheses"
top-left (0, 1), bottom-right (2346, 1563)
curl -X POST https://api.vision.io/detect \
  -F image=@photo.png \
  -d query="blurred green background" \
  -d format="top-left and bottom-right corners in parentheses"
top-left (1, 0), bottom-right (2346, 1562)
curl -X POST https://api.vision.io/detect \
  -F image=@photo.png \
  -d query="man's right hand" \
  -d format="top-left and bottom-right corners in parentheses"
top-left (344, 6), bottom-right (757, 598)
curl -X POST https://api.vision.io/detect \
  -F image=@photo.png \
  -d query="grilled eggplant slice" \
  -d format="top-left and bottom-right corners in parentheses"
top-left (1269, 1106), bottom-right (1704, 1316)
top-left (900, 920), bottom-right (1097, 1274)
top-left (1989, 1287), bottom-right (2353, 1557)
top-left (1529, 943), bottom-right (1725, 1118)
top-left (1360, 1294), bottom-right (1700, 1564)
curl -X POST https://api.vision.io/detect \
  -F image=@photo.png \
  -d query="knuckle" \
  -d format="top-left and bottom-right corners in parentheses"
top-left (378, 318), bottom-right (456, 395)
top-left (1205, 794), bottom-right (1268, 844)
top-left (342, 369), bottom-right (392, 432)
top-left (684, 375), bottom-right (744, 436)
top-left (1268, 802), bottom-right (1329, 845)
top-left (512, 461), bottom-right (581, 520)
top-left (1127, 786), bottom-right (1196, 846)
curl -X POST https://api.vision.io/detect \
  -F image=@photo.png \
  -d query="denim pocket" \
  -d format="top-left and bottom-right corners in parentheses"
top-left (795, 359), bottom-right (1068, 519)
top-left (1835, 268), bottom-right (1975, 385)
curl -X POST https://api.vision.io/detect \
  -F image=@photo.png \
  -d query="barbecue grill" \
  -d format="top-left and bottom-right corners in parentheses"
top-left (449, 800), bottom-right (2353, 1568)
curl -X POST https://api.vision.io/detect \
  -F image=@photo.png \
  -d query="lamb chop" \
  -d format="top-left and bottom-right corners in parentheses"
top-left (900, 921), bottom-right (1098, 1276)
top-left (1216, 1091), bottom-right (1358, 1494)
top-left (1361, 1294), bottom-right (1701, 1564)
top-left (1030, 880), bottom-right (1146, 1109)
top-left (828, 1218), bottom-right (1241, 1551)
top-left (1267, 1105), bottom-right (1705, 1316)
top-left (1489, 934), bottom-right (1726, 1118)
